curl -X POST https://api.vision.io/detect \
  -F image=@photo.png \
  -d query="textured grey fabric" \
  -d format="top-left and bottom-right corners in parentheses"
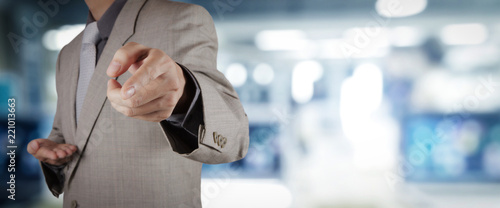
top-left (76, 22), bottom-right (99, 123)
top-left (40, 0), bottom-right (249, 207)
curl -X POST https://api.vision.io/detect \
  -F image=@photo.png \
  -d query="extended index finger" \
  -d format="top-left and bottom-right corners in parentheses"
top-left (107, 42), bottom-right (149, 78)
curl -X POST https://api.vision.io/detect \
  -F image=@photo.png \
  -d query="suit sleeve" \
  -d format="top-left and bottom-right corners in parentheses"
top-left (159, 5), bottom-right (249, 164)
top-left (39, 47), bottom-right (67, 197)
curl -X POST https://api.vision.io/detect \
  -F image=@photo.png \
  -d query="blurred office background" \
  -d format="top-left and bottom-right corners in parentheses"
top-left (2, 0), bottom-right (500, 207)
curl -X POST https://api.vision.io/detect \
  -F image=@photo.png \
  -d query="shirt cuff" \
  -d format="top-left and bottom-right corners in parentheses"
top-left (164, 63), bottom-right (203, 137)
top-left (41, 162), bottom-right (65, 172)
top-left (41, 162), bottom-right (66, 186)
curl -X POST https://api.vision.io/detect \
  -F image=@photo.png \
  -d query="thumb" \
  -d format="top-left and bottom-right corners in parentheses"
top-left (27, 139), bottom-right (40, 155)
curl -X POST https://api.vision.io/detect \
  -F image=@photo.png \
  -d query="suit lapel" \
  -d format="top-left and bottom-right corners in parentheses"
top-left (67, 0), bottom-right (148, 187)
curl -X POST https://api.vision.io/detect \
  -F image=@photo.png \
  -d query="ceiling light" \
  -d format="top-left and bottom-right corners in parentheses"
top-left (376, 0), bottom-right (427, 18)
top-left (255, 30), bottom-right (309, 51)
top-left (253, 63), bottom-right (274, 85)
top-left (225, 63), bottom-right (248, 87)
top-left (440, 23), bottom-right (488, 45)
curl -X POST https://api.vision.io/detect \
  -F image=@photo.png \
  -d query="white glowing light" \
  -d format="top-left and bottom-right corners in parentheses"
top-left (341, 27), bottom-right (390, 58)
top-left (352, 63), bottom-right (383, 111)
top-left (340, 63), bottom-right (384, 134)
top-left (42, 24), bottom-right (85, 51)
top-left (340, 63), bottom-right (393, 169)
top-left (441, 23), bottom-right (488, 45)
top-left (292, 61), bottom-right (323, 104)
top-left (201, 179), bottom-right (292, 208)
top-left (255, 30), bottom-right (309, 51)
top-left (390, 26), bottom-right (425, 47)
top-left (376, 0), bottom-right (427, 18)
top-left (225, 63), bottom-right (247, 87)
top-left (340, 63), bottom-right (383, 117)
top-left (253, 63), bottom-right (274, 85)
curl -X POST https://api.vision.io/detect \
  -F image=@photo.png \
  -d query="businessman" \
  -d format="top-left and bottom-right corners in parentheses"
top-left (27, 0), bottom-right (249, 207)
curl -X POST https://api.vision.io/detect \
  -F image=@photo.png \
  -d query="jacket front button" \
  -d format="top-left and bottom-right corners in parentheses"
top-left (71, 200), bottom-right (78, 208)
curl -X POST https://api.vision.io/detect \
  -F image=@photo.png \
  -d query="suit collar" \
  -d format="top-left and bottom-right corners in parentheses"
top-left (66, 0), bottom-right (148, 187)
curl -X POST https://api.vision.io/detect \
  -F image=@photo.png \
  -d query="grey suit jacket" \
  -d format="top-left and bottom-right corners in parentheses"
top-left (40, 0), bottom-right (249, 207)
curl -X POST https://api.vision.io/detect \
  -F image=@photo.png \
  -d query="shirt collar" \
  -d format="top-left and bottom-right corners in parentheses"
top-left (86, 0), bottom-right (127, 41)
